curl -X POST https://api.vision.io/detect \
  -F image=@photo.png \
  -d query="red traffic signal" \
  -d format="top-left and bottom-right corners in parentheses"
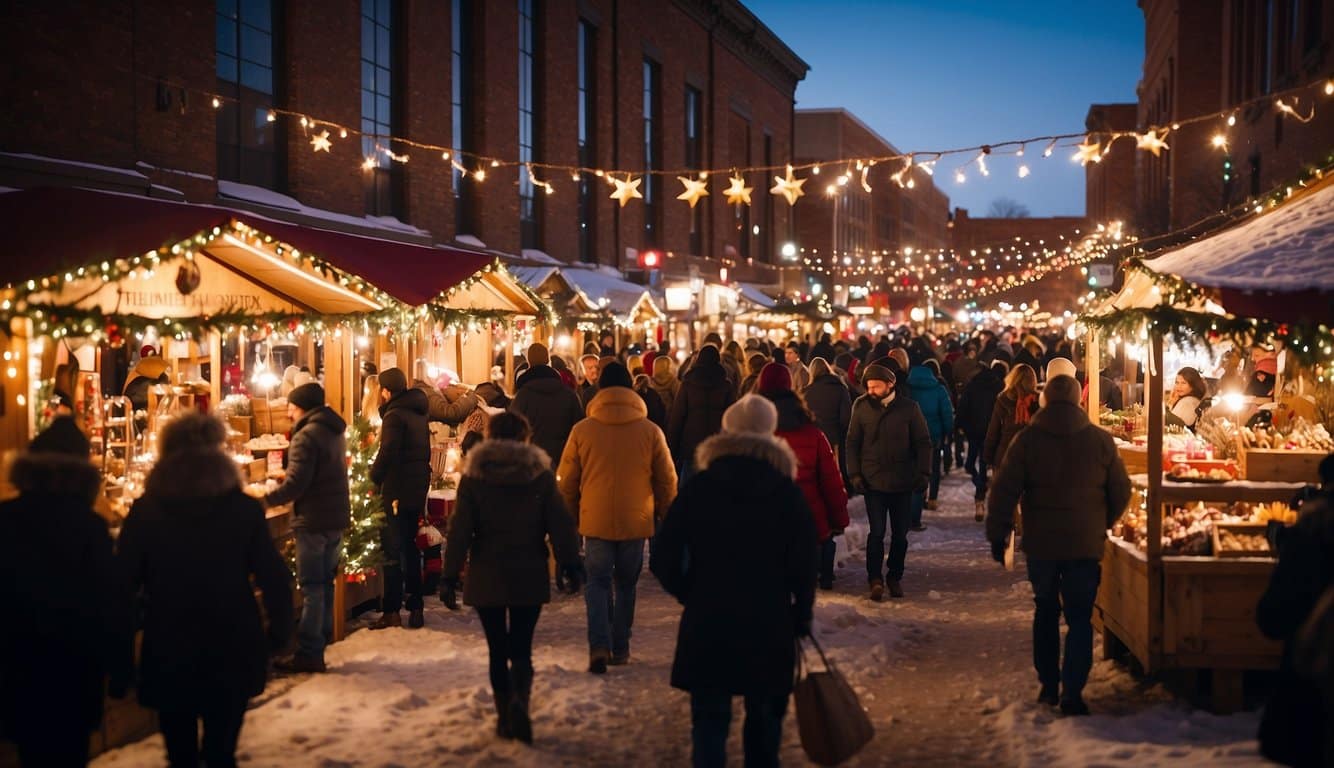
top-left (638, 249), bottom-right (662, 270)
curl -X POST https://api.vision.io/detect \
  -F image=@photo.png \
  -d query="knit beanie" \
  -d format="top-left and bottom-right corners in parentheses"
top-left (756, 362), bottom-right (793, 395)
top-left (288, 382), bottom-right (325, 412)
top-left (379, 367), bottom-right (408, 395)
top-left (1046, 357), bottom-right (1077, 382)
top-left (722, 394), bottom-right (778, 436)
top-left (527, 342), bottom-right (550, 367)
top-left (696, 345), bottom-right (721, 368)
top-left (598, 361), bottom-right (634, 389)
top-left (861, 363), bottom-right (896, 385)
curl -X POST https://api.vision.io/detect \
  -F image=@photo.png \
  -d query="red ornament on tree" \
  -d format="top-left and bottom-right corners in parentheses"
top-left (104, 319), bottom-right (124, 348)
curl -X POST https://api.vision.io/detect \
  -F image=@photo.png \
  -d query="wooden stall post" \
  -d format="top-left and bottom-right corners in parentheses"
top-left (504, 325), bottom-right (516, 393)
top-left (1145, 332), bottom-right (1165, 672)
top-left (455, 333), bottom-right (464, 381)
top-left (208, 333), bottom-right (222, 406)
top-left (1085, 328), bottom-right (1101, 421)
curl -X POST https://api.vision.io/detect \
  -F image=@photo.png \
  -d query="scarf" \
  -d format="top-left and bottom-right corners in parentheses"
top-left (1015, 393), bottom-right (1036, 425)
top-left (879, 391), bottom-right (897, 408)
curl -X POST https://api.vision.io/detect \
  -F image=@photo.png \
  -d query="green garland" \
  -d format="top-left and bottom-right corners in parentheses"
top-left (344, 415), bottom-right (385, 575)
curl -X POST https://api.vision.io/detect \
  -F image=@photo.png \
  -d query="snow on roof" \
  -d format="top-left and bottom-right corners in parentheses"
top-left (509, 265), bottom-right (559, 290)
top-left (519, 248), bottom-right (562, 265)
top-left (1144, 179), bottom-right (1334, 294)
top-left (1, 151), bottom-right (150, 182)
top-left (736, 282), bottom-right (778, 309)
top-left (560, 266), bottom-right (660, 318)
top-left (218, 180), bottom-right (430, 237)
top-left (455, 234), bottom-right (487, 249)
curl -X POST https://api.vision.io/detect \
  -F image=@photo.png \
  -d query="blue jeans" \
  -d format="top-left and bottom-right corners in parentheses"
top-left (584, 538), bottom-right (645, 655)
top-left (1026, 558), bottom-right (1101, 700)
top-left (295, 529), bottom-right (342, 660)
top-left (690, 691), bottom-right (788, 768)
top-left (864, 490), bottom-right (912, 583)
top-left (965, 435), bottom-right (988, 501)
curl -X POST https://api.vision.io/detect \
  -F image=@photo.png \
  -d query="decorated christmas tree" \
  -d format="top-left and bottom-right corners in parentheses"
top-left (344, 415), bottom-right (385, 576)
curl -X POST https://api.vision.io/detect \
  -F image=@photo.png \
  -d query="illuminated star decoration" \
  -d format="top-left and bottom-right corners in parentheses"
top-left (1072, 136), bottom-right (1103, 166)
top-left (609, 174), bottom-right (643, 207)
top-left (310, 129), bottom-right (332, 153)
top-left (676, 176), bottom-right (709, 208)
top-left (1135, 129), bottom-right (1169, 157)
top-left (724, 174), bottom-right (753, 206)
top-left (769, 165), bottom-right (807, 206)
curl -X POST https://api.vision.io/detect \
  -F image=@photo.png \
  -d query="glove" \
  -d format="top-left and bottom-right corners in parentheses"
top-left (850, 475), bottom-right (867, 494)
top-left (829, 528), bottom-right (845, 537)
top-left (990, 539), bottom-right (1007, 564)
top-left (913, 474), bottom-right (929, 494)
top-left (440, 577), bottom-right (461, 611)
top-left (556, 561), bottom-right (586, 595)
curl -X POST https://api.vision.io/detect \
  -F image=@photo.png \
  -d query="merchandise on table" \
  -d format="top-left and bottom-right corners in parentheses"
top-left (1114, 498), bottom-right (1295, 556)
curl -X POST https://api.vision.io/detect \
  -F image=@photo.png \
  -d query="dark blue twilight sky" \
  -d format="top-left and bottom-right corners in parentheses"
top-left (746, 0), bottom-right (1144, 218)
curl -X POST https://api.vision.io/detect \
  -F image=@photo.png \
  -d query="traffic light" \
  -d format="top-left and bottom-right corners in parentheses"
top-left (638, 249), bottom-right (662, 270)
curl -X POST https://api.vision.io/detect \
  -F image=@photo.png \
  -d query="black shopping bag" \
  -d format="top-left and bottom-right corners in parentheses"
top-left (793, 633), bottom-right (875, 766)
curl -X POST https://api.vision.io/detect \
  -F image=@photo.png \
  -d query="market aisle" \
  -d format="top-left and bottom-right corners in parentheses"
top-left (93, 471), bottom-right (1268, 767)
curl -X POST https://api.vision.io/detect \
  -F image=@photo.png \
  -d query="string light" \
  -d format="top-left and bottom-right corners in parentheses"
top-left (1211, 133), bottom-right (1228, 150)
top-left (1018, 164), bottom-right (1030, 178)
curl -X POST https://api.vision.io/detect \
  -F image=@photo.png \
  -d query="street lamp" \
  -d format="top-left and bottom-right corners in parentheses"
top-left (781, 242), bottom-right (797, 261)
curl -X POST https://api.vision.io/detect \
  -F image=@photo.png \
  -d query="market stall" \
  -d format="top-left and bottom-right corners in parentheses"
top-left (1080, 175), bottom-right (1334, 712)
top-left (508, 261), bottom-right (601, 361)
top-left (560, 265), bottom-right (665, 353)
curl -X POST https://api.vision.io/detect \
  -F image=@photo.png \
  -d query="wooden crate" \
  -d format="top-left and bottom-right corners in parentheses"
top-left (1211, 522), bottom-right (1273, 558)
top-left (1117, 444), bottom-right (1148, 475)
top-left (1237, 445), bottom-right (1324, 483)
top-left (1097, 538), bottom-right (1152, 671)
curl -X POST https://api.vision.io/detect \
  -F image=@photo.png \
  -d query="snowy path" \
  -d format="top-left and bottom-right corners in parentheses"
top-left (94, 472), bottom-right (1268, 767)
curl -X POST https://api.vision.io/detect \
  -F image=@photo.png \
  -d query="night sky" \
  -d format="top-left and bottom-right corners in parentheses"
top-left (748, 0), bottom-right (1144, 218)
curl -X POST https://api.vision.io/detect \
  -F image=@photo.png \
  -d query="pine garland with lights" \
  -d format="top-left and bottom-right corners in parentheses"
top-left (344, 415), bottom-right (385, 576)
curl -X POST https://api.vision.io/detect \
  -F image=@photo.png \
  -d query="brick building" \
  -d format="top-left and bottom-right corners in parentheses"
top-left (1135, 0), bottom-right (1334, 235)
top-left (1084, 103), bottom-right (1138, 225)
top-left (0, 0), bottom-right (807, 279)
top-left (948, 208), bottom-right (1091, 311)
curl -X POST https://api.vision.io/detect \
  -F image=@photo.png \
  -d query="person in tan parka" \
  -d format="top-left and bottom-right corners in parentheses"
top-left (558, 362), bottom-right (677, 674)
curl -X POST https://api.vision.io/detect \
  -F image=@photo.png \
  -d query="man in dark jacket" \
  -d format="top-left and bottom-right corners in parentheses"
top-left (958, 363), bottom-right (1004, 516)
top-left (265, 383), bottom-right (350, 672)
top-left (1, 433), bottom-right (132, 767)
top-left (666, 344), bottom-right (736, 482)
top-left (810, 332), bottom-right (837, 364)
top-left (1255, 455), bottom-right (1334, 767)
top-left (370, 367), bottom-right (432, 630)
top-left (510, 343), bottom-right (585, 467)
top-left (987, 375), bottom-right (1131, 716)
top-left (652, 395), bottom-right (815, 767)
top-left (846, 364), bottom-right (932, 600)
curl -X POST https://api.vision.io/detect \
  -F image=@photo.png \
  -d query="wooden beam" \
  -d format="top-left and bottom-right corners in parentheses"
top-left (1086, 328), bottom-right (1101, 421)
top-left (1146, 331), bottom-right (1165, 673)
top-left (208, 333), bottom-right (222, 409)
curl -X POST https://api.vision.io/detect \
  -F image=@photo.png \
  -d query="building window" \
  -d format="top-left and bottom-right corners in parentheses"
top-left (577, 20), bottom-right (596, 263)
top-left (361, 0), bottom-right (401, 217)
top-left (216, 0), bottom-right (282, 189)
top-left (518, 0), bottom-right (541, 249)
top-left (1260, 0), bottom-right (1274, 95)
top-left (684, 86), bottom-right (703, 256)
top-left (452, 0), bottom-right (475, 235)
top-left (643, 59), bottom-right (662, 247)
top-left (1305, 0), bottom-right (1323, 54)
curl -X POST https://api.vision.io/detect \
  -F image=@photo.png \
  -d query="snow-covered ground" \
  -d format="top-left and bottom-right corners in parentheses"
top-left (93, 472), bottom-right (1270, 767)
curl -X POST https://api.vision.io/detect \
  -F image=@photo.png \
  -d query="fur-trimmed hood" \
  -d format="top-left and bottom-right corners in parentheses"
top-left (461, 439), bottom-right (552, 485)
top-left (143, 448), bottom-right (243, 500)
top-left (8, 452), bottom-right (102, 505)
top-left (694, 432), bottom-right (798, 479)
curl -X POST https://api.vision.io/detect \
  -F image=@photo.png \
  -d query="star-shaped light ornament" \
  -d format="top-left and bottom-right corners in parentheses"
top-left (1136, 129), bottom-right (1169, 157)
top-left (310, 129), bottom-right (332, 153)
top-left (724, 174), bottom-right (753, 206)
top-left (676, 176), bottom-right (710, 208)
top-left (1072, 136), bottom-right (1103, 166)
top-left (609, 174), bottom-right (643, 207)
top-left (770, 165), bottom-right (807, 206)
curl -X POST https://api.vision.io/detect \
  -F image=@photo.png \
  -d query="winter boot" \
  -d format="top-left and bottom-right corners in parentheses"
top-left (869, 581), bottom-right (885, 602)
top-left (925, 499), bottom-right (939, 511)
top-left (588, 649), bottom-right (609, 675)
top-left (274, 654), bottom-right (327, 674)
top-left (407, 608), bottom-right (425, 629)
top-left (367, 611), bottom-right (401, 630)
top-left (508, 667), bottom-right (534, 744)
top-left (493, 688), bottom-right (513, 739)
top-left (608, 652), bottom-right (630, 666)
top-left (1059, 696), bottom-right (1090, 716)
top-left (974, 501), bottom-right (985, 522)
top-left (1037, 684), bottom-right (1059, 707)
top-left (888, 579), bottom-right (905, 599)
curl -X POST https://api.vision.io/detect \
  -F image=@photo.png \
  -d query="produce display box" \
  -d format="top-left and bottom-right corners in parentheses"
top-left (1237, 445), bottom-right (1324, 483)
top-left (1211, 522), bottom-right (1273, 559)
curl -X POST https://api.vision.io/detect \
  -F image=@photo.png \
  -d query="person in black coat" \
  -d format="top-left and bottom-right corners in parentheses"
top-left (957, 363), bottom-right (1004, 514)
top-left (369, 367), bottom-right (432, 630)
top-left (666, 345), bottom-right (737, 482)
top-left (0, 436), bottom-right (132, 767)
top-left (117, 413), bottom-right (293, 768)
top-left (263, 383), bottom-right (349, 673)
top-left (634, 373), bottom-right (669, 431)
top-left (510, 343), bottom-right (586, 467)
top-left (1256, 456), bottom-right (1334, 767)
top-left (651, 395), bottom-right (816, 768)
top-left (441, 412), bottom-right (583, 744)
top-left (805, 358), bottom-right (853, 486)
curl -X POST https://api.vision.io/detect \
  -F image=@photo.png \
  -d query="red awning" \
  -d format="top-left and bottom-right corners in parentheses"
top-left (0, 187), bottom-right (491, 305)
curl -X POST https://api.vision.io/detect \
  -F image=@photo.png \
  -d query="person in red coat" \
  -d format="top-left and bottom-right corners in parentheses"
top-left (756, 363), bottom-right (849, 590)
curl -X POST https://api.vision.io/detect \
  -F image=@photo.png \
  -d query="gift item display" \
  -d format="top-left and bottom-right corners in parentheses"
top-left (1114, 497), bottom-right (1296, 556)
